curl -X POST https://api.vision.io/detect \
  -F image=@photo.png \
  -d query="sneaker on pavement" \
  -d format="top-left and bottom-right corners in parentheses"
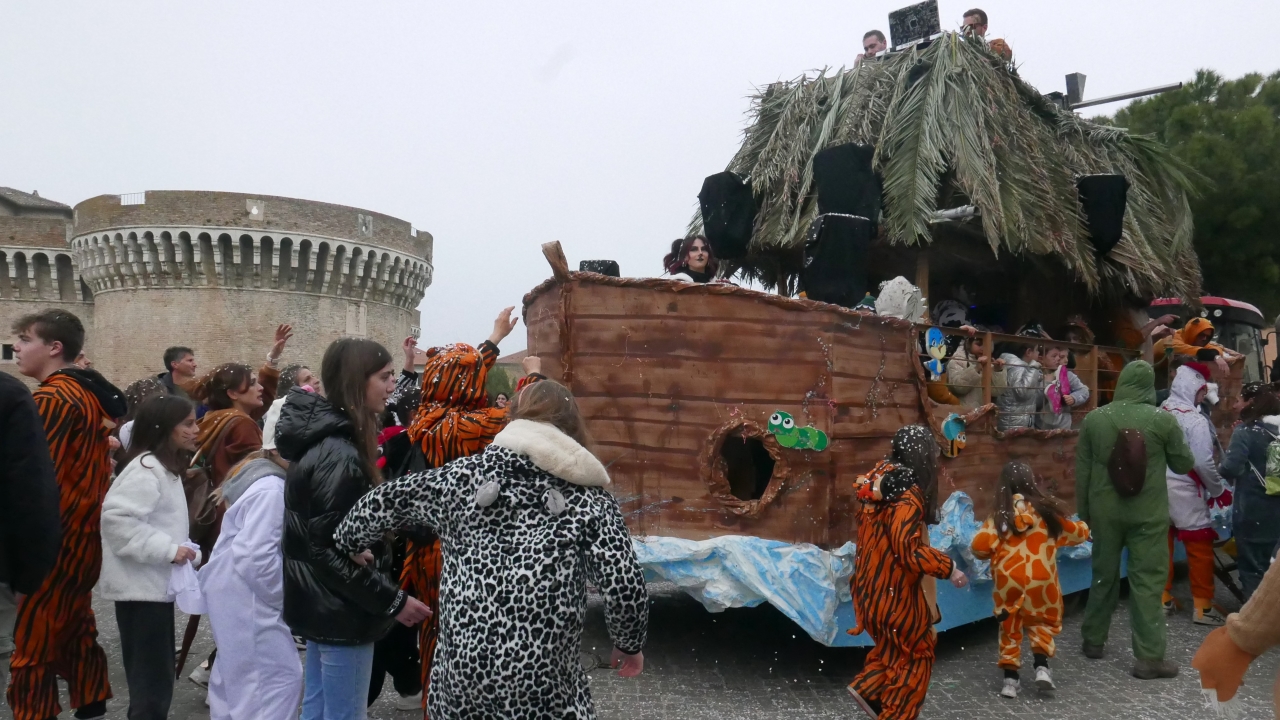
top-left (1034, 666), bottom-right (1055, 692)
top-left (1132, 658), bottom-right (1179, 679)
top-left (1000, 678), bottom-right (1019, 699)
top-left (1162, 599), bottom-right (1176, 615)
top-left (1081, 642), bottom-right (1105, 659)
top-left (846, 684), bottom-right (881, 718)
top-left (395, 691), bottom-right (424, 711)
top-left (1194, 607), bottom-right (1227, 626)
top-left (188, 662), bottom-right (211, 689)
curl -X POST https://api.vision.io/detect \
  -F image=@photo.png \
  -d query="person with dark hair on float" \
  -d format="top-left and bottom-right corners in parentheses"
top-left (961, 7), bottom-right (1012, 60)
top-left (857, 29), bottom-right (887, 64)
top-left (663, 235), bottom-right (719, 283)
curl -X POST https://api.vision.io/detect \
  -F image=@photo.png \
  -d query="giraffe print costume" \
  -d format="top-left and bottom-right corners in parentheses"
top-left (971, 494), bottom-right (1090, 669)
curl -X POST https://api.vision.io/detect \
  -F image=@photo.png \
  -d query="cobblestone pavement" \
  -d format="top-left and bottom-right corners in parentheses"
top-left (3, 573), bottom-right (1276, 719)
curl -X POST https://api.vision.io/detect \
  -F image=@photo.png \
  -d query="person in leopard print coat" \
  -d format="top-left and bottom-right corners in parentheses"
top-left (335, 380), bottom-right (648, 719)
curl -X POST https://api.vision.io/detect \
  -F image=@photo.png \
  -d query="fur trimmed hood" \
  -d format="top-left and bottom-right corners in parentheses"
top-left (491, 419), bottom-right (610, 487)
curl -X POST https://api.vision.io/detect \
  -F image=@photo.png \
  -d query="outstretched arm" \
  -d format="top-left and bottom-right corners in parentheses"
top-left (586, 494), bottom-right (649, 655)
top-left (887, 500), bottom-right (955, 580)
top-left (334, 464), bottom-right (453, 556)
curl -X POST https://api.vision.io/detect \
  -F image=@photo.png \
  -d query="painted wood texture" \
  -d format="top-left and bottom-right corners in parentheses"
top-left (522, 274), bottom-right (1103, 548)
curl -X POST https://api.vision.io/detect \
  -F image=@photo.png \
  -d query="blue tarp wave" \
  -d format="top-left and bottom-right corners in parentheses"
top-left (632, 491), bottom-right (1097, 647)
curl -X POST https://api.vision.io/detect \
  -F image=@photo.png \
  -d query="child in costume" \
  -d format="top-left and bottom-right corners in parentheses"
top-left (1160, 363), bottom-right (1232, 625)
top-left (971, 461), bottom-right (1090, 698)
top-left (1037, 345), bottom-right (1089, 430)
top-left (847, 425), bottom-right (968, 720)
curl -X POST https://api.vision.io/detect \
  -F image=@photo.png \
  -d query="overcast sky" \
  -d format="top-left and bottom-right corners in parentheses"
top-left (4, 1), bottom-right (1278, 351)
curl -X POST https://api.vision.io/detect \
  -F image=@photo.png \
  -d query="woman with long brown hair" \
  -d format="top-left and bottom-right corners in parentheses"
top-left (334, 379), bottom-right (649, 719)
top-left (188, 324), bottom-right (293, 491)
top-left (277, 338), bottom-right (431, 720)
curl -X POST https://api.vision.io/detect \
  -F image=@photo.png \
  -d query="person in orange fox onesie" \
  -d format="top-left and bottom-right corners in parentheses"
top-left (401, 307), bottom-right (543, 713)
top-left (847, 426), bottom-right (968, 720)
top-left (971, 461), bottom-right (1090, 699)
top-left (8, 310), bottom-right (127, 720)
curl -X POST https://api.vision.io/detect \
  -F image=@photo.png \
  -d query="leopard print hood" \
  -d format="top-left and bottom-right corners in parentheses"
top-left (491, 419), bottom-right (610, 487)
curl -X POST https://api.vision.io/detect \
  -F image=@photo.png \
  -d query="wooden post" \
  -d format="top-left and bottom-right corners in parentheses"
top-left (915, 247), bottom-right (929, 299)
top-left (982, 331), bottom-right (993, 406)
top-left (541, 241), bottom-right (570, 282)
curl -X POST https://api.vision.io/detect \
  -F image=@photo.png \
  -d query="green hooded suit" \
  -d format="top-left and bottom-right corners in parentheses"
top-left (1075, 361), bottom-right (1195, 661)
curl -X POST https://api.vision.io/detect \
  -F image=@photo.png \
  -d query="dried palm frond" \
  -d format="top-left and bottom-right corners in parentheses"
top-left (694, 33), bottom-right (1200, 299)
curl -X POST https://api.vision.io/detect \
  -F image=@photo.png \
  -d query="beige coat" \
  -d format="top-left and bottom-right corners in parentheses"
top-left (947, 344), bottom-right (1005, 407)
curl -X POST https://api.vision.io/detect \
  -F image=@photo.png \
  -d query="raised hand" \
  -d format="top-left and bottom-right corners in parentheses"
top-left (521, 355), bottom-right (542, 376)
top-left (487, 306), bottom-right (519, 346)
top-left (402, 336), bottom-right (418, 372)
top-left (270, 324), bottom-right (294, 361)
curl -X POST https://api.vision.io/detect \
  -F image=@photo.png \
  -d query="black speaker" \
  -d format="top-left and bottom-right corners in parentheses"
top-left (800, 214), bottom-right (872, 308)
top-left (1077, 174), bottom-right (1129, 256)
top-left (812, 143), bottom-right (881, 227)
top-left (579, 260), bottom-right (619, 277)
top-left (698, 172), bottom-right (757, 260)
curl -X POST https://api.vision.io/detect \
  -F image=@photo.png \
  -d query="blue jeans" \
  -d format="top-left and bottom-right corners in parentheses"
top-left (302, 641), bottom-right (376, 720)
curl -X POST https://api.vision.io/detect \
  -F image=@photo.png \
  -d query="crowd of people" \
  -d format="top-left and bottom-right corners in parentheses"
top-left (0, 307), bottom-right (648, 720)
top-left (2, 235), bottom-right (1280, 720)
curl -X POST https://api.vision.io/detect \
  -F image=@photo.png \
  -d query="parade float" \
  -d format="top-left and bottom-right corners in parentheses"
top-left (521, 31), bottom-right (1236, 646)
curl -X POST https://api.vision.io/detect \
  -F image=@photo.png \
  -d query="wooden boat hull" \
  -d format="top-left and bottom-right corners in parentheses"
top-left (523, 273), bottom-right (1085, 547)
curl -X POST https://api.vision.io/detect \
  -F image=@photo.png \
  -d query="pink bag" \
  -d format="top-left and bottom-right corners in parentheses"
top-left (1046, 365), bottom-right (1069, 413)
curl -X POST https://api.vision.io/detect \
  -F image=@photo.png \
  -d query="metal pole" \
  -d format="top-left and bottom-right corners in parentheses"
top-left (1071, 82), bottom-right (1183, 110)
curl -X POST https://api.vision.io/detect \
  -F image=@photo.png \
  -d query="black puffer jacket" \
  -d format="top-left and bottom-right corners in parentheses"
top-left (277, 390), bottom-right (406, 645)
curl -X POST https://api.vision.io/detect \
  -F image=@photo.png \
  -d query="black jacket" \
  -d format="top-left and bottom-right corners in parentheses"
top-left (277, 389), bottom-right (405, 645)
top-left (0, 373), bottom-right (62, 594)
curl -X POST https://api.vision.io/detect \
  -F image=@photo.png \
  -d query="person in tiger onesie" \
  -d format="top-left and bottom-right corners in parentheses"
top-left (8, 310), bottom-right (127, 720)
top-left (399, 307), bottom-right (543, 714)
top-left (971, 460), bottom-right (1090, 699)
top-left (847, 425), bottom-right (968, 720)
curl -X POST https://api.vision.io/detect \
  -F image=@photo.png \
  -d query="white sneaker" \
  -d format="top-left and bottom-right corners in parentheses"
top-left (1035, 665), bottom-right (1055, 691)
top-left (1194, 607), bottom-right (1227, 626)
top-left (1000, 678), bottom-right (1019, 699)
top-left (395, 691), bottom-right (423, 711)
top-left (188, 662), bottom-right (211, 689)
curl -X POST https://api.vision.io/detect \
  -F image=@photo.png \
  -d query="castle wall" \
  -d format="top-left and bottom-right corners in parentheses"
top-left (72, 191), bottom-right (432, 387)
top-left (89, 287), bottom-right (414, 386)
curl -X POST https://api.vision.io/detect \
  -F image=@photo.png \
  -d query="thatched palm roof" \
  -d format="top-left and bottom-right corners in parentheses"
top-left (699, 32), bottom-right (1200, 300)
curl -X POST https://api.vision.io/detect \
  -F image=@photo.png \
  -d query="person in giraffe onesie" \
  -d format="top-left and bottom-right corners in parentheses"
top-left (971, 460), bottom-right (1090, 699)
top-left (8, 310), bottom-right (126, 720)
top-left (846, 426), bottom-right (968, 720)
top-left (402, 306), bottom-right (542, 713)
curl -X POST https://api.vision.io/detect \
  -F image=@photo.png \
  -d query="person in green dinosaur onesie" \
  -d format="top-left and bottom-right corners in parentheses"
top-left (1074, 361), bottom-right (1196, 680)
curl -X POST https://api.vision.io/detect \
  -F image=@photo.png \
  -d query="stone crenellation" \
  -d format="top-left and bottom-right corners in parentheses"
top-left (1, 187), bottom-right (432, 388)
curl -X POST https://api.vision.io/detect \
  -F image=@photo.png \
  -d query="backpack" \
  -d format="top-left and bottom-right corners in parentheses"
top-left (184, 419), bottom-right (235, 549)
top-left (1103, 411), bottom-right (1147, 498)
top-left (1262, 429), bottom-right (1280, 496)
